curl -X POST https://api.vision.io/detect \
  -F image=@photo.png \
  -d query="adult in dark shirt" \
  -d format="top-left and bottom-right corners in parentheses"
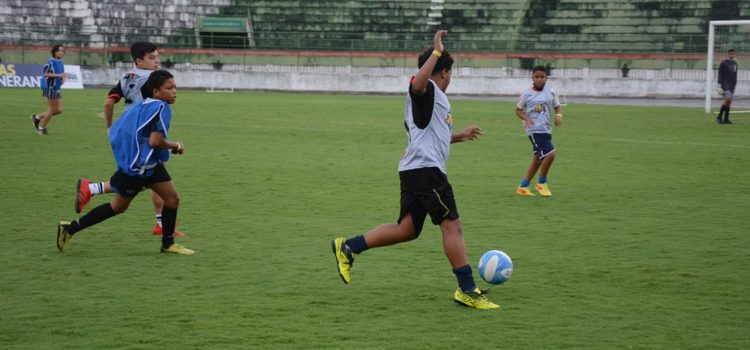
top-left (717, 49), bottom-right (738, 124)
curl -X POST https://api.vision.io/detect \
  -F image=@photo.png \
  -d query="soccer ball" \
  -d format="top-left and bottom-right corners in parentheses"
top-left (478, 250), bottom-right (513, 284)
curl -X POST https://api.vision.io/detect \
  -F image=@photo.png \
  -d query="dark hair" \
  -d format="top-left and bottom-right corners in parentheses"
top-left (143, 70), bottom-right (174, 98)
top-left (728, 48), bottom-right (736, 54)
top-left (532, 65), bottom-right (548, 75)
top-left (130, 41), bottom-right (158, 61)
top-left (418, 47), bottom-right (454, 75)
top-left (51, 44), bottom-right (63, 57)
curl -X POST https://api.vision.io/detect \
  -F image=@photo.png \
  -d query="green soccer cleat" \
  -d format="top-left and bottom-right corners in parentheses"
top-left (453, 287), bottom-right (500, 310)
top-left (160, 243), bottom-right (195, 255)
top-left (331, 237), bottom-right (354, 284)
top-left (516, 186), bottom-right (534, 196)
top-left (535, 183), bottom-right (552, 197)
top-left (57, 221), bottom-right (73, 252)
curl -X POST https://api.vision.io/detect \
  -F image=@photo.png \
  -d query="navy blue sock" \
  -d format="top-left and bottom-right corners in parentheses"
top-left (520, 179), bottom-right (530, 187)
top-left (345, 235), bottom-right (368, 255)
top-left (69, 203), bottom-right (116, 234)
top-left (538, 176), bottom-right (547, 184)
top-left (453, 264), bottom-right (477, 293)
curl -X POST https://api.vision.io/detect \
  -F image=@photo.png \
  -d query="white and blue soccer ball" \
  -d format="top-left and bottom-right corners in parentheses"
top-left (478, 250), bottom-right (513, 284)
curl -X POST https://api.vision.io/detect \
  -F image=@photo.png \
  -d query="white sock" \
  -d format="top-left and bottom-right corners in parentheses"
top-left (155, 214), bottom-right (163, 227)
top-left (88, 182), bottom-right (105, 195)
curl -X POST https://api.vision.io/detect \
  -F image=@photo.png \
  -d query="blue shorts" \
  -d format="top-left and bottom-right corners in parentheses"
top-left (529, 133), bottom-right (555, 159)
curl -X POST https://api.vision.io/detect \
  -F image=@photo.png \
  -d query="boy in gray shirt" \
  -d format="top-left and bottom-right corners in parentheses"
top-left (515, 65), bottom-right (563, 197)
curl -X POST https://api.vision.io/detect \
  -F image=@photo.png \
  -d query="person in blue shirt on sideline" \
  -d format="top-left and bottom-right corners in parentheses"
top-left (56, 70), bottom-right (194, 255)
top-left (31, 44), bottom-right (69, 135)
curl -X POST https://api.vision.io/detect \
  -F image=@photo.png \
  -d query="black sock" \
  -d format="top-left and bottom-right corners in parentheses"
top-left (69, 203), bottom-right (116, 234)
top-left (160, 206), bottom-right (178, 249)
top-left (718, 106), bottom-right (726, 119)
top-left (453, 264), bottom-right (477, 293)
top-left (345, 235), bottom-right (368, 254)
top-left (724, 107), bottom-right (730, 122)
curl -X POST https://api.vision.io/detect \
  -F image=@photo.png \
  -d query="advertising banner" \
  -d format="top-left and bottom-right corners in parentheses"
top-left (0, 63), bottom-right (84, 89)
top-left (62, 65), bottom-right (83, 89)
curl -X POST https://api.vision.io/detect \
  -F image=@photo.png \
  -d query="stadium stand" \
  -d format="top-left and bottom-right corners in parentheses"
top-left (217, 0), bottom-right (433, 51)
top-left (1, 0), bottom-right (229, 47)
top-left (441, 0), bottom-right (749, 53)
top-left (0, 0), bottom-right (748, 70)
top-left (1, 0), bottom-right (748, 53)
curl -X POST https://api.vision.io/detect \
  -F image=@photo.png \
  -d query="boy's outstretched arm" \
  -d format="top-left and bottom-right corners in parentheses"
top-left (412, 30), bottom-right (447, 95)
top-left (451, 125), bottom-right (483, 143)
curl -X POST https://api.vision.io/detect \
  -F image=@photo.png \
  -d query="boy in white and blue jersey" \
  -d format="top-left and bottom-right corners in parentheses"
top-left (515, 65), bottom-right (563, 197)
top-left (74, 42), bottom-right (185, 238)
top-left (332, 31), bottom-right (499, 310)
top-left (57, 70), bottom-right (194, 255)
top-left (30, 44), bottom-right (69, 135)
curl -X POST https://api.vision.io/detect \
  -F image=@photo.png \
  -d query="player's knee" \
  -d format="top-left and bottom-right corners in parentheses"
top-left (440, 218), bottom-right (463, 237)
top-left (397, 221), bottom-right (417, 240)
top-left (52, 107), bottom-right (63, 115)
top-left (110, 202), bottom-right (129, 214)
top-left (162, 193), bottom-right (180, 208)
top-left (452, 225), bottom-right (464, 237)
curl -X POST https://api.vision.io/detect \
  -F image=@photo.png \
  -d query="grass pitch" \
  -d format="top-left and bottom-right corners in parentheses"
top-left (1, 88), bottom-right (748, 349)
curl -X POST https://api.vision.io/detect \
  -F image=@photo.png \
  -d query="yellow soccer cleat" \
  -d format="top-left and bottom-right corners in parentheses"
top-left (516, 186), bottom-right (534, 196)
top-left (535, 183), bottom-right (552, 197)
top-left (453, 288), bottom-right (500, 310)
top-left (57, 221), bottom-right (73, 252)
top-left (160, 243), bottom-right (195, 255)
top-left (331, 237), bottom-right (354, 284)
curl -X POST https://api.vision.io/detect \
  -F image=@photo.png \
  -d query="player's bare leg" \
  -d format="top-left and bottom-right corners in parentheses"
top-left (525, 154), bottom-right (542, 183)
top-left (535, 152), bottom-right (556, 196)
top-left (439, 218), bottom-right (469, 269)
top-left (35, 98), bottom-right (62, 135)
top-left (517, 154), bottom-right (541, 195)
top-left (362, 213), bottom-right (417, 248)
top-left (39, 98), bottom-right (62, 128)
top-left (538, 152), bottom-right (556, 179)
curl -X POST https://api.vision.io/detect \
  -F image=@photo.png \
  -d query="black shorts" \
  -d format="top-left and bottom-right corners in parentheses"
top-left (398, 167), bottom-right (460, 236)
top-left (110, 163), bottom-right (171, 197)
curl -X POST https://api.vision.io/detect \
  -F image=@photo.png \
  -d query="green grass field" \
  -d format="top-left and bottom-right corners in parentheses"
top-left (1, 88), bottom-right (748, 349)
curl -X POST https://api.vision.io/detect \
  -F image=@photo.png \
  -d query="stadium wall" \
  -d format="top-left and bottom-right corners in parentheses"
top-left (80, 66), bottom-right (749, 99)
